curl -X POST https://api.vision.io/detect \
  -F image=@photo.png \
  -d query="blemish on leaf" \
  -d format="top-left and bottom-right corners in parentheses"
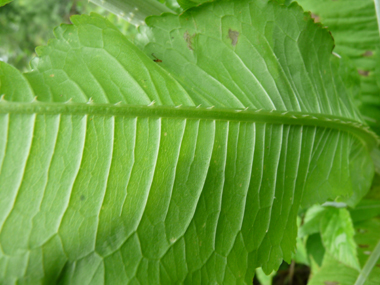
top-left (324, 282), bottom-right (339, 285)
top-left (358, 70), bottom-right (370, 77)
top-left (152, 53), bottom-right (162, 63)
top-left (364, 251), bottom-right (372, 255)
top-left (311, 13), bottom-right (320, 23)
top-left (362, 50), bottom-right (373, 57)
top-left (358, 244), bottom-right (369, 248)
top-left (80, 195), bottom-right (85, 201)
top-left (49, 74), bottom-right (55, 78)
top-left (228, 29), bottom-right (239, 46)
top-left (184, 31), bottom-right (196, 50)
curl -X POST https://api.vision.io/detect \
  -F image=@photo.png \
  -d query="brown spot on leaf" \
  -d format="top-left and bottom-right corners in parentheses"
top-left (152, 53), bottom-right (162, 63)
top-left (358, 244), bottom-right (369, 248)
top-left (184, 31), bottom-right (196, 50)
top-left (324, 282), bottom-right (339, 285)
top-left (49, 74), bottom-right (55, 78)
top-left (362, 50), bottom-right (373, 57)
top-left (358, 70), bottom-right (370, 77)
top-left (311, 13), bottom-right (320, 23)
top-left (228, 29), bottom-right (239, 46)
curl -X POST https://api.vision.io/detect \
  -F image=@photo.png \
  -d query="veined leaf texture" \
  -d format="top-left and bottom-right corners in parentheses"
top-left (0, 0), bottom-right (377, 283)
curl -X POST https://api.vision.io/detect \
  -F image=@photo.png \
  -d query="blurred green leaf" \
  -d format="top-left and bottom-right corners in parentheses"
top-left (309, 218), bottom-right (380, 285)
top-left (320, 207), bottom-right (360, 270)
top-left (300, 206), bottom-right (360, 270)
top-left (256, 268), bottom-right (275, 285)
top-left (299, 205), bottom-right (326, 238)
top-left (306, 233), bottom-right (325, 267)
top-left (350, 199), bottom-right (380, 223)
top-left (0, 0), bottom-right (12, 7)
top-left (89, 0), bottom-right (175, 26)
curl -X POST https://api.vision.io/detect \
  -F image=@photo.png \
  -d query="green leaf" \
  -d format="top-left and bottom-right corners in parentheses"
top-left (294, 0), bottom-right (380, 134)
top-left (320, 207), bottom-right (360, 270)
top-left (308, 218), bottom-right (380, 285)
top-left (350, 199), bottom-right (380, 223)
top-left (255, 267), bottom-right (275, 285)
top-left (0, 0), bottom-right (378, 283)
top-left (0, 0), bottom-right (12, 7)
top-left (306, 233), bottom-right (325, 267)
top-left (293, 216), bottom-right (309, 266)
top-left (299, 205), bottom-right (327, 238)
top-left (177, 0), bottom-right (205, 10)
top-left (299, 205), bottom-right (360, 269)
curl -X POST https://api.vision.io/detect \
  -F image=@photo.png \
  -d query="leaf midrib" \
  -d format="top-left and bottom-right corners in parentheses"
top-left (0, 100), bottom-right (378, 150)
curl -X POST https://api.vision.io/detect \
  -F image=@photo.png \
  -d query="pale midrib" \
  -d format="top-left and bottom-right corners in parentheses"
top-left (0, 100), bottom-right (378, 150)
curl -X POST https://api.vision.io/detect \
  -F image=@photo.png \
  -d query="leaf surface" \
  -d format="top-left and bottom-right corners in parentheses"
top-left (0, 0), bottom-right (377, 283)
top-left (0, 0), bottom-right (12, 7)
top-left (294, 0), bottom-right (380, 134)
top-left (308, 218), bottom-right (380, 285)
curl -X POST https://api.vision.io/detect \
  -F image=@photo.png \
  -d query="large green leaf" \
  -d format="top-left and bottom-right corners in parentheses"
top-left (0, 0), bottom-right (378, 283)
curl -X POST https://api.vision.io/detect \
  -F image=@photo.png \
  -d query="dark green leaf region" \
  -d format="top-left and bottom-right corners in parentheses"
top-left (0, 0), bottom-right (377, 283)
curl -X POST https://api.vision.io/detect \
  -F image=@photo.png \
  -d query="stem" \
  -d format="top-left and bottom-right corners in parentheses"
top-left (0, 100), bottom-right (379, 151)
top-left (89, 0), bottom-right (175, 26)
top-left (354, 239), bottom-right (380, 285)
top-left (374, 0), bottom-right (380, 37)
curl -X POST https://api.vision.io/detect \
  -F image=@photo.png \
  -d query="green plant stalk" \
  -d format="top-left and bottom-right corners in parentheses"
top-left (89, 0), bottom-right (174, 25)
top-left (0, 100), bottom-right (378, 151)
top-left (374, 0), bottom-right (380, 36)
top-left (354, 238), bottom-right (380, 285)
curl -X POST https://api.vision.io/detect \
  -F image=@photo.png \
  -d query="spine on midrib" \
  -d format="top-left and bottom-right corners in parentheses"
top-left (0, 100), bottom-right (378, 150)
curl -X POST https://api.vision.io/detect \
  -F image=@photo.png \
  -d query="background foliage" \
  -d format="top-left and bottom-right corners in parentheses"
top-left (0, 0), bottom-right (136, 71)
